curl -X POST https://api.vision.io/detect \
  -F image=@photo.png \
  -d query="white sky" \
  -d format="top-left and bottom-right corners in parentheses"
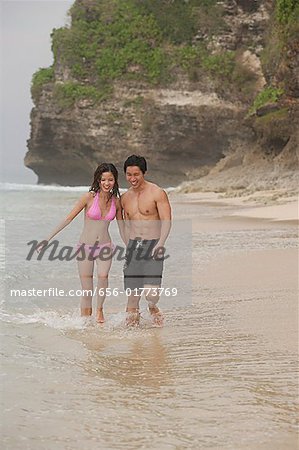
top-left (1, 0), bottom-right (73, 183)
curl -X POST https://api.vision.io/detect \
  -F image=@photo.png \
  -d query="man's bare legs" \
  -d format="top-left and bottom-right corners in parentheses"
top-left (126, 292), bottom-right (141, 326)
top-left (125, 286), bottom-right (163, 326)
top-left (145, 285), bottom-right (163, 326)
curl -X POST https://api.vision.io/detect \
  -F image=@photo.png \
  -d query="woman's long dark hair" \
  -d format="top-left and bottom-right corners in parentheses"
top-left (89, 163), bottom-right (120, 201)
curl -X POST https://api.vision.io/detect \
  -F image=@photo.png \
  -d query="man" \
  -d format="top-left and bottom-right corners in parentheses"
top-left (121, 155), bottom-right (172, 326)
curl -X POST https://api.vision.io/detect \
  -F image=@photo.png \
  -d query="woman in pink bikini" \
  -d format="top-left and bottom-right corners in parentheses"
top-left (37, 163), bottom-right (124, 323)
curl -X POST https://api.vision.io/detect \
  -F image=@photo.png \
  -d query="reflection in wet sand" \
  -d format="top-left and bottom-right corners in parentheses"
top-left (72, 328), bottom-right (171, 390)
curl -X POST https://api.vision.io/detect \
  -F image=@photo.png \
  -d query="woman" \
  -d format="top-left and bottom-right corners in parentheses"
top-left (37, 163), bottom-right (124, 323)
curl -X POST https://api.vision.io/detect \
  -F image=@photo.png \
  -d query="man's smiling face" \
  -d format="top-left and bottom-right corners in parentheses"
top-left (125, 166), bottom-right (144, 189)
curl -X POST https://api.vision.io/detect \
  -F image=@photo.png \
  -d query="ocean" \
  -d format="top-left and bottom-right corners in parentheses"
top-left (1, 183), bottom-right (298, 449)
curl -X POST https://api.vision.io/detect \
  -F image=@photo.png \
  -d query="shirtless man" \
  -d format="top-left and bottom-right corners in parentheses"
top-left (121, 155), bottom-right (172, 326)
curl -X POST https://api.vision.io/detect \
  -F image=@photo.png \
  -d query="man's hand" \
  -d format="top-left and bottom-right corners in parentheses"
top-left (151, 243), bottom-right (165, 260)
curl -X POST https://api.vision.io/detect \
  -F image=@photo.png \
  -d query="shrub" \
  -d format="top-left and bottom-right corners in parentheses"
top-left (175, 45), bottom-right (236, 86)
top-left (37, 0), bottom-right (255, 103)
top-left (53, 82), bottom-right (112, 108)
top-left (31, 67), bottom-right (54, 102)
top-left (250, 86), bottom-right (284, 114)
top-left (276, 0), bottom-right (299, 24)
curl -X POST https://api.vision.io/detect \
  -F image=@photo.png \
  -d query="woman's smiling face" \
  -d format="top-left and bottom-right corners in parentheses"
top-left (100, 171), bottom-right (115, 192)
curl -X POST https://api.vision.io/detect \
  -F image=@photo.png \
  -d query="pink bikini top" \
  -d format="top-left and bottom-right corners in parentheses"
top-left (86, 192), bottom-right (116, 221)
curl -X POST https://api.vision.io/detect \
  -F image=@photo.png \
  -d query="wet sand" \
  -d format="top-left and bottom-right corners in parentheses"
top-left (175, 190), bottom-right (298, 222)
top-left (174, 191), bottom-right (298, 355)
top-left (172, 191), bottom-right (298, 448)
top-left (177, 193), bottom-right (298, 450)
top-left (2, 188), bottom-right (298, 449)
top-left (199, 247), bottom-right (298, 353)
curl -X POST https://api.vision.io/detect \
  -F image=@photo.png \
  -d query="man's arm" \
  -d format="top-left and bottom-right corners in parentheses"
top-left (155, 189), bottom-right (172, 248)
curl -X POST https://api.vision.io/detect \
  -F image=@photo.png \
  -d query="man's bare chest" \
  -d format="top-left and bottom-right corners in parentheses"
top-left (125, 195), bottom-right (157, 218)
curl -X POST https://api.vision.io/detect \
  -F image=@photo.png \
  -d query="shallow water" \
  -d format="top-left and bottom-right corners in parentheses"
top-left (1, 186), bottom-right (298, 449)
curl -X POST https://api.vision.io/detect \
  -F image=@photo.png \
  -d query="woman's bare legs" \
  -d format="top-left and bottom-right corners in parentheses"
top-left (95, 250), bottom-right (113, 323)
top-left (77, 259), bottom-right (94, 316)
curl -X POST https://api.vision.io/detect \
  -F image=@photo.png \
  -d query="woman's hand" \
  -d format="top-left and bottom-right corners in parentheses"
top-left (35, 193), bottom-right (89, 254)
top-left (35, 240), bottom-right (49, 254)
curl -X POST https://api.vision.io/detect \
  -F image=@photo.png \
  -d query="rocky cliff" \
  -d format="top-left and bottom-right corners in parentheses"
top-left (25, 0), bottom-right (298, 189)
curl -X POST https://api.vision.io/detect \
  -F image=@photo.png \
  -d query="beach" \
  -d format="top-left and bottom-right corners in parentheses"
top-left (173, 191), bottom-right (298, 354)
top-left (175, 190), bottom-right (298, 221)
top-left (1, 185), bottom-right (298, 449)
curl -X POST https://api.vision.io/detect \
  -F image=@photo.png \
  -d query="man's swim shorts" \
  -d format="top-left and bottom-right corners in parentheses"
top-left (123, 238), bottom-right (164, 291)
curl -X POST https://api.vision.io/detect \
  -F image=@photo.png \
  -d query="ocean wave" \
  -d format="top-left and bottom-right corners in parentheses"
top-left (0, 309), bottom-right (95, 329)
top-left (0, 308), bottom-right (160, 331)
top-left (0, 183), bottom-right (90, 192)
top-left (0, 182), bottom-right (176, 193)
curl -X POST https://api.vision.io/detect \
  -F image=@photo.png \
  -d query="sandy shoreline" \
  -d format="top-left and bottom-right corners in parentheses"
top-left (171, 190), bottom-right (298, 357)
top-left (171, 190), bottom-right (298, 222)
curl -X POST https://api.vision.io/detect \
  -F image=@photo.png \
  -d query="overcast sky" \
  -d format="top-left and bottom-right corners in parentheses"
top-left (1, 0), bottom-right (73, 184)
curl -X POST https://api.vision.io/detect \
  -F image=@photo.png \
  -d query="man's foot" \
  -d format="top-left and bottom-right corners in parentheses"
top-left (96, 308), bottom-right (105, 324)
top-left (149, 306), bottom-right (164, 327)
top-left (125, 309), bottom-right (140, 327)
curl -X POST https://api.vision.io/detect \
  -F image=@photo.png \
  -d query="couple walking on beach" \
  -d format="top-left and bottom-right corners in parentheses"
top-left (37, 155), bottom-right (172, 326)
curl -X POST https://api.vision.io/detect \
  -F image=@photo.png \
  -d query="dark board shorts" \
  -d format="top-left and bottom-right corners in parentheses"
top-left (123, 239), bottom-right (164, 291)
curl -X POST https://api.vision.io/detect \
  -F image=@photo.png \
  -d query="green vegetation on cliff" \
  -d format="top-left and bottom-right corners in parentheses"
top-left (50, 0), bottom-right (227, 87)
top-left (31, 0), bottom-right (299, 110)
top-left (249, 86), bottom-right (284, 114)
top-left (260, 0), bottom-right (298, 99)
top-left (249, 0), bottom-right (298, 119)
top-left (53, 82), bottom-right (112, 108)
top-left (31, 67), bottom-right (54, 103)
top-left (32, 0), bottom-right (251, 107)
top-left (51, 1), bottom-right (168, 84)
top-left (246, 0), bottom-right (298, 159)
top-left (276, 0), bottom-right (299, 25)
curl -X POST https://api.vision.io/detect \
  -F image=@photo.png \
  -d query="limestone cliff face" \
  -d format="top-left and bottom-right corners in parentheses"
top-left (25, 0), bottom-right (297, 188)
top-left (26, 85), bottom-right (248, 186)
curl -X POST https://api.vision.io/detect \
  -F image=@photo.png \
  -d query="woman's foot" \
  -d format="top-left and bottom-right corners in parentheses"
top-left (96, 308), bottom-right (105, 324)
top-left (125, 309), bottom-right (140, 327)
top-left (149, 306), bottom-right (164, 327)
top-left (81, 308), bottom-right (92, 316)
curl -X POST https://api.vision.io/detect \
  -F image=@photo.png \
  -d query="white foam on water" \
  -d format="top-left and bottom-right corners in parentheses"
top-left (0, 182), bottom-right (90, 192)
top-left (104, 308), bottom-right (163, 331)
top-left (0, 309), bottom-right (93, 330)
top-left (0, 307), bottom-right (162, 331)
top-left (0, 182), bottom-right (174, 194)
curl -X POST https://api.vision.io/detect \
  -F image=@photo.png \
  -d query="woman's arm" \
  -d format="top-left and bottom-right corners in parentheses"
top-left (115, 197), bottom-right (128, 246)
top-left (37, 193), bottom-right (90, 251)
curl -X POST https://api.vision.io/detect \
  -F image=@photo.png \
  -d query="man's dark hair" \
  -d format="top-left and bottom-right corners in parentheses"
top-left (124, 155), bottom-right (147, 174)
